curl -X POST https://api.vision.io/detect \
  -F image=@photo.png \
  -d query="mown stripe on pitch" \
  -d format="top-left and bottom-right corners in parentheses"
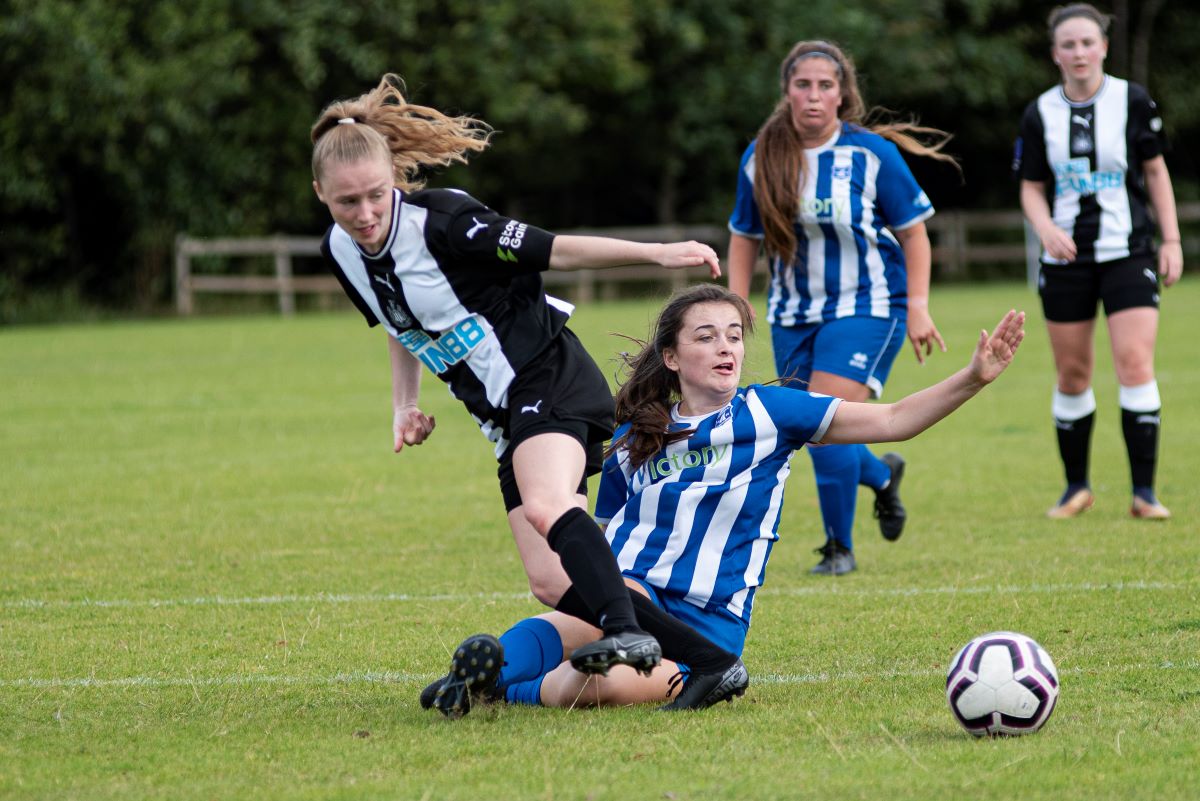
top-left (1, 580), bottom-right (1186, 611)
top-left (3, 660), bottom-right (1197, 690)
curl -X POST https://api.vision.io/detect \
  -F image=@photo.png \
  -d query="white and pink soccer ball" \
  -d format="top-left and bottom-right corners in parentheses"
top-left (946, 631), bottom-right (1059, 737)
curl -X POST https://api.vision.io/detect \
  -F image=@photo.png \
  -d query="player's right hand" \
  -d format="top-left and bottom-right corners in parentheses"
top-left (1039, 225), bottom-right (1077, 262)
top-left (394, 407), bottom-right (436, 452)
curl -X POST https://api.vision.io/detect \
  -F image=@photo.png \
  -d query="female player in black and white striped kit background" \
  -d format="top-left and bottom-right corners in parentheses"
top-left (1015, 3), bottom-right (1183, 520)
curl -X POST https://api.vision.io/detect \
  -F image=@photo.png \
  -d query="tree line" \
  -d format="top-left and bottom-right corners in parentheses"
top-left (1, 0), bottom-right (1195, 319)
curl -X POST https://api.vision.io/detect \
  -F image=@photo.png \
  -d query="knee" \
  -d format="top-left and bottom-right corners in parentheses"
top-left (519, 503), bottom-right (556, 537)
top-left (1056, 368), bottom-right (1091, 394)
top-left (526, 574), bottom-right (565, 608)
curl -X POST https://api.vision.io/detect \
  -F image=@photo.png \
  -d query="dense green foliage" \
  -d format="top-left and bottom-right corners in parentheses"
top-left (3, 284), bottom-right (1199, 799)
top-left (2, 1), bottom-right (1197, 315)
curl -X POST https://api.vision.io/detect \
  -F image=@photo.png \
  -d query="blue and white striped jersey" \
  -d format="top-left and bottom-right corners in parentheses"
top-left (595, 385), bottom-right (841, 626)
top-left (728, 123), bottom-right (933, 327)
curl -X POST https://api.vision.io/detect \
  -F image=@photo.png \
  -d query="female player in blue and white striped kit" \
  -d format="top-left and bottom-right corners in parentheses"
top-left (727, 40), bottom-right (960, 576)
top-left (422, 285), bottom-right (1025, 715)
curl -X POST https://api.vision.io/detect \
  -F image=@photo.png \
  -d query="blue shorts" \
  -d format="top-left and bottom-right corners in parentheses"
top-left (625, 576), bottom-right (748, 661)
top-left (771, 316), bottom-right (905, 400)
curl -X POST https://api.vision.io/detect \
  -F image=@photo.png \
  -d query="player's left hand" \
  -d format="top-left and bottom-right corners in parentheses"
top-left (657, 241), bottom-right (721, 279)
top-left (906, 306), bottom-right (947, 365)
top-left (1159, 241), bottom-right (1183, 287)
top-left (968, 310), bottom-right (1025, 384)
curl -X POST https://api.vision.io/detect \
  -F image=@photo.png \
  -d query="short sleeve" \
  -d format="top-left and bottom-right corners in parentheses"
top-left (594, 433), bottom-right (632, 525)
top-left (728, 141), bottom-right (765, 238)
top-left (1128, 84), bottom-right (1167, 162)
top-left (873, 139), bottom-right (934, 231)
top-left (439, 192), bottom-right (557, 275)
top-left (1016, 101), bottom-right (1049, 182)
top-left (747, 385), bottom-right (841, 448)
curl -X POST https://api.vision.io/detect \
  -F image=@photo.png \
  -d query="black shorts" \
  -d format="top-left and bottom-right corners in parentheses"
top-left (1038, 255), bottom-right (1160, 323)
top-left (497, 327), bottom-right (615, 512)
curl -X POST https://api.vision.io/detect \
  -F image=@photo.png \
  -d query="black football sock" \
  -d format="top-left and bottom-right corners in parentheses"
top-left (1054, 410), bottom-right (1094, 487)
top-left (556, 586), bottom-right (736, 674)
top-left (545, 507), bottom-right (639, 636)
top-left (1121, 406), bottom-right (1160, 492)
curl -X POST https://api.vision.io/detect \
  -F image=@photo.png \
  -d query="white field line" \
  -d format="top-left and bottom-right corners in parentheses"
top-left (2, 660), bottom-right (1196, 691)
top-left (1, 580), bottom-right (1188, 612)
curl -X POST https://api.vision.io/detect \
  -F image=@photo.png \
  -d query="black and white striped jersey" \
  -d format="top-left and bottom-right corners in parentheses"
top-left (322, 187), bottom-right (571, 457)
top-left (1015, 75), bottom-right (1166, 265)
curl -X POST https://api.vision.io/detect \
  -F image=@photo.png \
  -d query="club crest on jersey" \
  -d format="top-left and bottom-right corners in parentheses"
top-left (831, 165), bottom-right (852, 180)
top-left (386, 299), bottom-right (413, 329)
top-left (713, 404), bottom-right (734, 428)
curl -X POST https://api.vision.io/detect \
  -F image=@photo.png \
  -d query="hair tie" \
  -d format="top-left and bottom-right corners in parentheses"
top-left (337, 117), bottom-right (356, 125)
top-left (782, 50), bottom-right (844, 86)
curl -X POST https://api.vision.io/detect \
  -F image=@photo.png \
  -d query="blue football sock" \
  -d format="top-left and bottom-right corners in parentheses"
top-left (497, 617), bottom-right (564, 689)
top-left (857, 445), bottom-right (891, 490)
top-left (505, 675), bottom-right (548, 706)
top-left (809, 443), bottom-right (861, 550)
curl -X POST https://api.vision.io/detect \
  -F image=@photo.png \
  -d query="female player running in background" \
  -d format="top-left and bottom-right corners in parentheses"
top-left (727, 40), bottom-right (960, 575)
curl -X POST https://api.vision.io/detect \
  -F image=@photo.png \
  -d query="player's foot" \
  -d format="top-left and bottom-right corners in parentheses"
top-left (1046, 486), bottom-right (1094, 519)
top-left (427, 633), bottom-right (504, 719)
top-left (873, 452), bottom-right (907, 541)
top-left (659, 658), bottom-right (749, 711)
top-left (810, 540), bottom-right (856, 576)
top-left (569, 630), bottom-right (661, 677)
top-left (1130, 494), bottom-right (1171, 520)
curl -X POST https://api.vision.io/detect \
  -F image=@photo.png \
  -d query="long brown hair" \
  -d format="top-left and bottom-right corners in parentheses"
top-left (311, 74), bottom-right (493, 191)
top-left (609, 285), bottom-right (755, 469)
top-left (753, 40), bottom-right (959, 261)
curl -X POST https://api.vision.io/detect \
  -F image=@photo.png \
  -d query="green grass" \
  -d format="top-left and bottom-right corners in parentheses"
top-left (2, 282), bottom-right (1198, 800)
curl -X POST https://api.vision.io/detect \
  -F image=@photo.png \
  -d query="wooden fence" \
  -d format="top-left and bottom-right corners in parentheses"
top-left (175, 204), bottom-right (1200, 315)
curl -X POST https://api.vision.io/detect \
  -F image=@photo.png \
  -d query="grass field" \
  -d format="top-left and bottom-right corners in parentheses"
top-left (2, 281), bottom-right (1198, 800)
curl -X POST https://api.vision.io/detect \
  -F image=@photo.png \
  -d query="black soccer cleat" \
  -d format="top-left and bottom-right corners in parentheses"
top-left (809, 539), bottom-right (857, 576)
top-left (427, 633), bottom-right (504, 719)
top-left (569, 630), bottom-right (662, 677)
top-left (873, 452), bottom-right (907, 542)
top-left (659, 658), bottom-right (750, 711)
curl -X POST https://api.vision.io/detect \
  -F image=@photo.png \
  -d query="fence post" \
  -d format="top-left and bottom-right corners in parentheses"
top-left (274, 235), bottom-right (295, 316)
top-left (175, 234), bottom-right (193, 315)
top-left (1024, 220), bottom-right (1041, 290)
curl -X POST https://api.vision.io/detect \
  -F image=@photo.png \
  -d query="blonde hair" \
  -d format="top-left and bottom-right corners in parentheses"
top-left (754, 41), bottom-right (959, 262)
top-left (311, 74), bottom-right (493, 191)
top-left (609, 285), bottom-right (755, 469)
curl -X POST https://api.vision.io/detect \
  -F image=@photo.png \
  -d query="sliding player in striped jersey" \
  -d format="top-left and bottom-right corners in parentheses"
top-left (422, 285), bottom-right (1025, 714)
top-left (1016, 3), bottom-right (1183, 519)
top-left (728, 40), bottom-right (961, 576)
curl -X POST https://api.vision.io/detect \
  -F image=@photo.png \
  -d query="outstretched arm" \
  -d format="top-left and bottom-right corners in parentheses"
top-left (821, 310), bottom-right (1025, 444)
top-left (548, 235), bottom-right (721, 279)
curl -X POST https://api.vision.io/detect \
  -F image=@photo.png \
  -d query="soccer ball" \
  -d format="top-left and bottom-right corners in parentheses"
top-left (945, 631), bottom-right (1059, 737)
